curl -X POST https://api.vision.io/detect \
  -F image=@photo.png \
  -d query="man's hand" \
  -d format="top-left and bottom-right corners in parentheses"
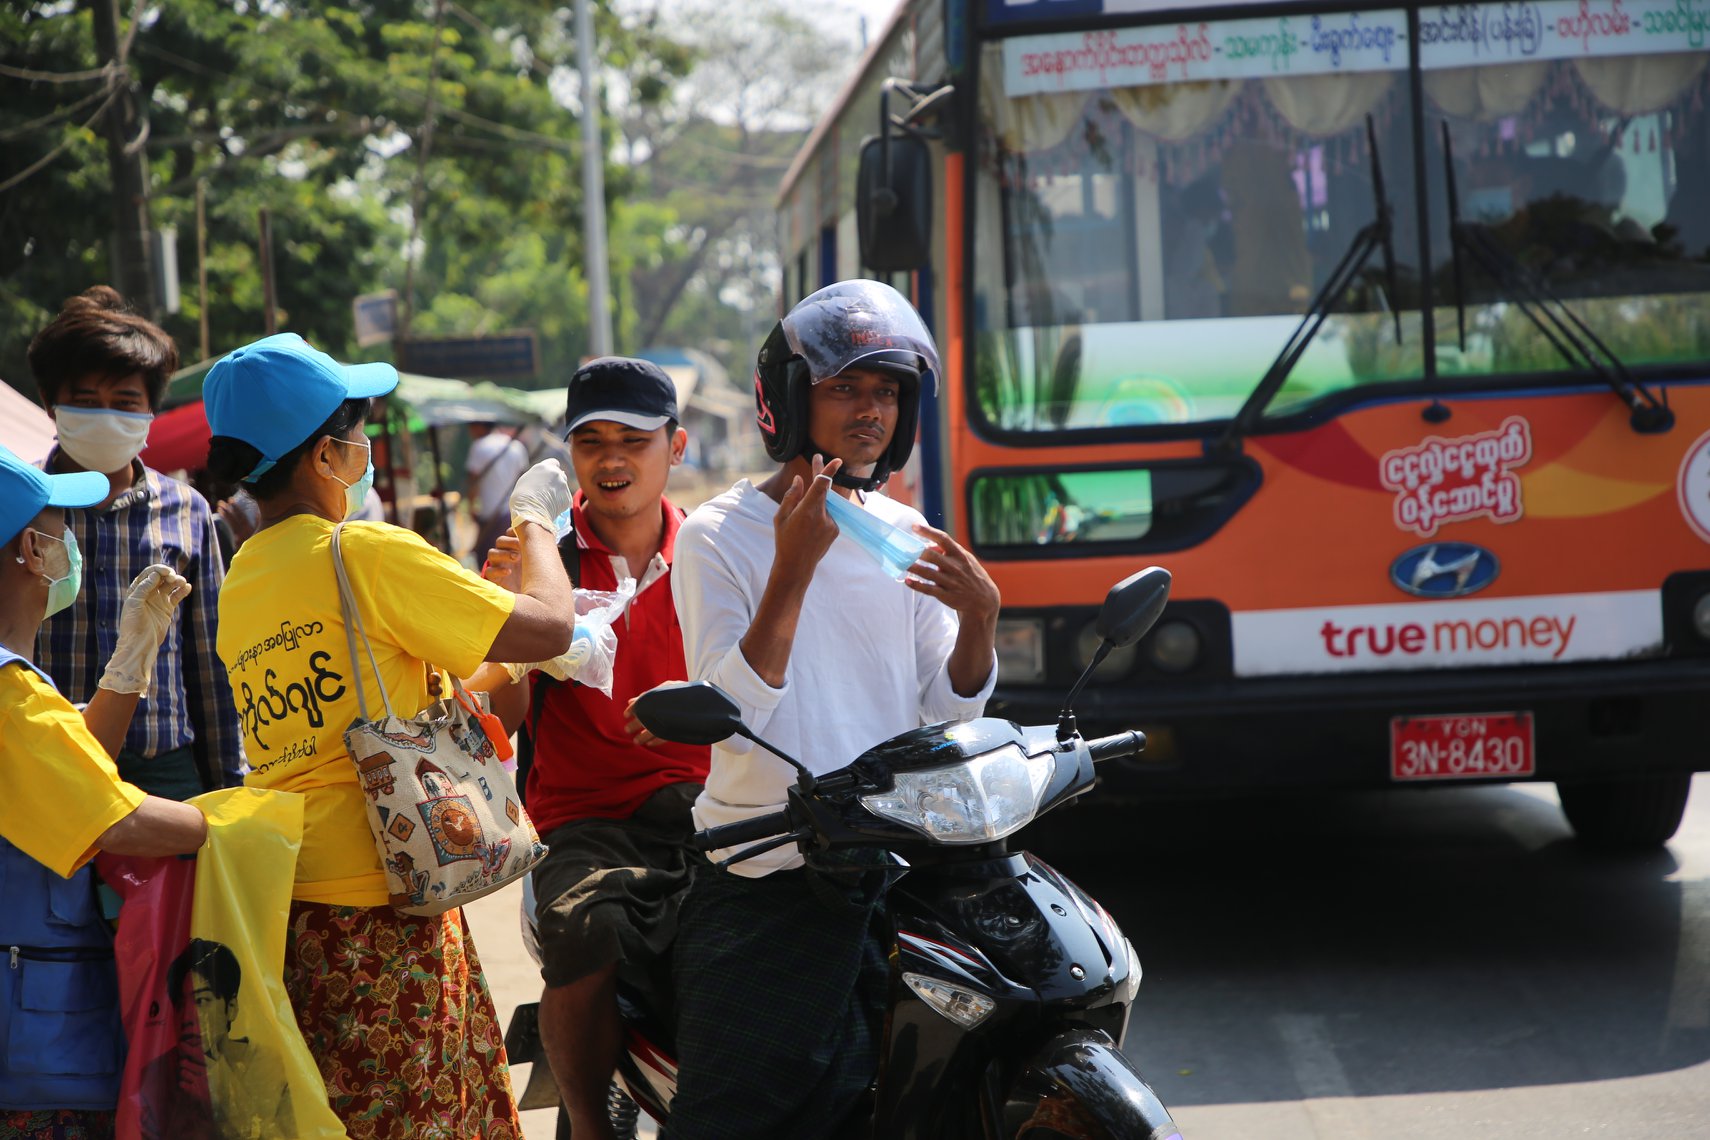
top-left (98, 565), bottom-right (193, 695)
top-left (772, 454), bottom-right (842, 580)
top-left (906, 525), bottom-right (1000, 628)
top-left (481, 532), bottom-right (523, 593)
top-left (623, 695), bottom-right (666, 750)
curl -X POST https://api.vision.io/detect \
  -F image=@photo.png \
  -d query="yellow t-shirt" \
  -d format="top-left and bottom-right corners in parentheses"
top-left (0, 663), bottom-right (148, 878)
top-left (215, 516), bottom-right (515, 905)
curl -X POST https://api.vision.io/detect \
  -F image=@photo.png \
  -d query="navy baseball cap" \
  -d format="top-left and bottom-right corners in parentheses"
top-left (565, 357), bottom-right (680, 434)
top-left (0, 443), bottom-right (108, 546)
top-left (204, 333), bottom-right (398, 478)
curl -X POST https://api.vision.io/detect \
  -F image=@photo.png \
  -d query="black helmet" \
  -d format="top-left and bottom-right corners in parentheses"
top-left (753, 280), bottom-right (940, 491)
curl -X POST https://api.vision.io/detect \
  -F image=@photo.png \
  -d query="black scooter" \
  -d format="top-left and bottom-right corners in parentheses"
top-left (507, 567), bottom-right (1184, 1140)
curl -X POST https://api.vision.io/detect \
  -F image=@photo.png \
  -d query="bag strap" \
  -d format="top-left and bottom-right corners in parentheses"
top-left (331, 520), bottom-right (395, 722)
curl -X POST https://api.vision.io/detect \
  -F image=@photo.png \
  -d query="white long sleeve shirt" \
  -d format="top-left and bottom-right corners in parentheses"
top-left (671, 479), bottom-right (997, 876)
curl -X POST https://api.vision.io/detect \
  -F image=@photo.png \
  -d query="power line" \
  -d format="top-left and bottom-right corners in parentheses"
top-left (0, 84), bottom-right (112, 142)
top-left (0, 85), bottom-right (119, 194)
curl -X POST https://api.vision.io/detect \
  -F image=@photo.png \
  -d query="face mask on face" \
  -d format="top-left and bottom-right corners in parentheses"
top-left (329, 437), bottom-right (375, 519)
top-left (28, 527), bottom-right (84, 619)
top-left (54, 406), bottom-right (154, 474)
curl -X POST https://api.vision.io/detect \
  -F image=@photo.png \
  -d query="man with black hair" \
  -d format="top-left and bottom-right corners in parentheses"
top-left (477, 356), bottom-right (709, 1140)
top-left (29, 286), bottom-right (244, 800)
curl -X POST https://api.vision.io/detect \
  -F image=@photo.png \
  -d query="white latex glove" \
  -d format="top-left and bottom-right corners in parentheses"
top-left (98, 565), bottom-right (193, 696)
top-left (509, 458), bottom-right (572, 534)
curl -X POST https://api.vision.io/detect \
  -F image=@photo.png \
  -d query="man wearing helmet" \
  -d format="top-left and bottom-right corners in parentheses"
top-left (665, 280), bottom-right (1000, 1137)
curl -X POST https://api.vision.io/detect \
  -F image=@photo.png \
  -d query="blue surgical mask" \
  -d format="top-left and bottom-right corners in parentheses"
top-left (31, 527), bottom-right (83, 619)
top-left (823, 491), bottom-right (928, 582)
top-left (330, 438), bottom-right (375, 519)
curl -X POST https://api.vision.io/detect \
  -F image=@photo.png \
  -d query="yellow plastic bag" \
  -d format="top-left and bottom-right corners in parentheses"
top-left (111, 787), bottom-right (347, 1140)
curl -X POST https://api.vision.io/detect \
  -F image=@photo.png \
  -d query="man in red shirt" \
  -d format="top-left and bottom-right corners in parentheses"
top-left (480, 357), bottom-right (708, 1140)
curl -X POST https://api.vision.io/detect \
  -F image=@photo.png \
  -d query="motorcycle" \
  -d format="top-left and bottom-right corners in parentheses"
top-left (506, 566), bottom-right (1184, 1140)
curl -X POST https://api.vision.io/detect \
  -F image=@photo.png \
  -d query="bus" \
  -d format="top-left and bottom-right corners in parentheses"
top-left (775, 0), bottom-right (1710, 847)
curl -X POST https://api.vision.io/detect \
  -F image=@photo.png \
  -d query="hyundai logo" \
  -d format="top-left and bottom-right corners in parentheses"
top-left (1390, 543), bottom-right (1500, 598)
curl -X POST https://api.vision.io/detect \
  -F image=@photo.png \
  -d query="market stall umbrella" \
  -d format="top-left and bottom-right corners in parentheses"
top-left (0, 383), bottom-right (56, 462)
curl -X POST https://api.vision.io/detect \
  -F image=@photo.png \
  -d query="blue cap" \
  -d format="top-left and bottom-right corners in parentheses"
top-left (204, 333), bottom-right (398, 479)
top-left (0, 443), bottom-right (108, 546)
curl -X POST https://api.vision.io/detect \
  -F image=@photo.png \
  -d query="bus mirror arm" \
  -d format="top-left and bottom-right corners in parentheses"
top-left (1213, 115), bottom-right (1399, 456)
top-left (879, 80), bottom-right (956, 195)
top-left (1439, 120), bottom-right (1674, 436)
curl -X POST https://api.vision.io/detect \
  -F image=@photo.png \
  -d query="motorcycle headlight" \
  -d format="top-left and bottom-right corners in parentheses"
top-left (860, 744), bottom-right (1055, 843)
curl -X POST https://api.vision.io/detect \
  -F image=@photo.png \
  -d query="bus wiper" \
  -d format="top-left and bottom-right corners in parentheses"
top-left (1214, 115), bottom-right (1402, 454)
top-left (1439, 120), bottom-right (1673, 435)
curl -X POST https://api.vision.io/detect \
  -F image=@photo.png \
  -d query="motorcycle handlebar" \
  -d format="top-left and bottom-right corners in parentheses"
top-left (693, 810), bottom-right (793, 853)
top-left (1086, 731), bottom-right (1146, 764)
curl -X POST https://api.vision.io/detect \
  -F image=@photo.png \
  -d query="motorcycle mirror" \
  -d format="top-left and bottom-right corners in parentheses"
top-left (1095, 566), bottom-right (1173, 649)
top-left (1057, 566), bottom-right (1173, 742)
top-left (632, 681), bottom-right (746, 745)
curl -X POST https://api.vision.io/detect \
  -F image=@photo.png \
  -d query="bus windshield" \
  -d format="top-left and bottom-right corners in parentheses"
top-left (971, 4), bottom-right (1710, 435)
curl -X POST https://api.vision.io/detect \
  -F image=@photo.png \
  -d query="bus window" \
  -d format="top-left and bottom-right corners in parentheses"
top-left (974, 11), bottom-right (1425, 434)
top-left (1424, 48), bottom-right (1710, 376)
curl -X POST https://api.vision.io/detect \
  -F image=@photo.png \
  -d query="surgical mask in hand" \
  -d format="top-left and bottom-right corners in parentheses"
top-left (33, 527), bottom-right (84, 619)
top-left (53, 406), bottom-right (154, 473)
top-left (824, 491), bottom-right (929, 582)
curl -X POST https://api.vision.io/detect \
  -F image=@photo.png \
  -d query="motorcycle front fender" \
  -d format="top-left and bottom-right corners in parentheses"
top-left (998, 1026), bottom-right (1181, 1140)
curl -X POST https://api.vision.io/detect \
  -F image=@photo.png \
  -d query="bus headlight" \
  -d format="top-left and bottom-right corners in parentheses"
top-left (1147, 620), bottom-right (1202, 673)
top-left (1694, 593), bottom-right (1710, 641)
top-left (995, 617), bottom-right (1046, 684)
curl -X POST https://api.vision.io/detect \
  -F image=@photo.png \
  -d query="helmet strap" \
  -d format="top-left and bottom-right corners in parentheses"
top-left (804, 438), bottom-right (888, 492)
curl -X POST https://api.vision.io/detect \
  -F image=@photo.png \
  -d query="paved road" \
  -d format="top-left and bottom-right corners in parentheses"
top-left (1035, 774), bottom-right (1710, 1139)
top-left (466, 774), bottom-right (1710, 1139)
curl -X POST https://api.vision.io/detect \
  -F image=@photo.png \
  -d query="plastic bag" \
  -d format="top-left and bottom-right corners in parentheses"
top-left (506, 578), bottom-right (634, 698)
top-left (101, 788), bottom-right (346, 1140)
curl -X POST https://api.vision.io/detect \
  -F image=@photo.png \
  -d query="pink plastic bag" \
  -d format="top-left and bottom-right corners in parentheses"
top-left (96, 853), bottom-right (213, 1140)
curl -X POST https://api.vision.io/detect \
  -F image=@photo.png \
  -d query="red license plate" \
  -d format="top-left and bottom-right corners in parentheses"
top-left (1390, 712), bottom-right (1535, 781)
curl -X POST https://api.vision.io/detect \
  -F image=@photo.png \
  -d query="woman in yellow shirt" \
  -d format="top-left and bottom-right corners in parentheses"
top-left (0, 443), bottom-right (206, 1137)
top-left (201, 334), bottom-right (574, 1139)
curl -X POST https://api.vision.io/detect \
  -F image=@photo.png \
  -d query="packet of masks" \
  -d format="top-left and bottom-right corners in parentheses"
top-left (824, 490), bottom-right (930, 582)
top-left (504, 578), bottom-right (635, 698)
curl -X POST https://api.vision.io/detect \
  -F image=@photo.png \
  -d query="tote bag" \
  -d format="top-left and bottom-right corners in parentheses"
top-left (332, 521), bottom-right (548, 916)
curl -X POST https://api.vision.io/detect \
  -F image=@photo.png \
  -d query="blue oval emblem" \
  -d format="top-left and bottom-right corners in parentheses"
top-left (1390, 543), bottom-right (1500, 598)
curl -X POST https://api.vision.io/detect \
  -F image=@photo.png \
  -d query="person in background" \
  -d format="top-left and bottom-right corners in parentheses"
top-left (466, 420), bottom-right (529, 561)
top-left (202, 332), bottom-right (574, 1138)
top-left (28, 286), bottom-right (245, 799)
top-left (0, 443), bottom-right (208, 1140)
top-left (477, 357), bottom-right (709, 1140)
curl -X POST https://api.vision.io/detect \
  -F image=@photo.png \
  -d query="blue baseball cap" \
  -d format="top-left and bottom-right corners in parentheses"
top-left (203, 333), bottom-right (398, 479)
top-left (0, 443), bottom-right (108, 546)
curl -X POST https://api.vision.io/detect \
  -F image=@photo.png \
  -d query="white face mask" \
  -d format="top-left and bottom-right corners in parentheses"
top-left (54, 406), bottom-right (154, 474)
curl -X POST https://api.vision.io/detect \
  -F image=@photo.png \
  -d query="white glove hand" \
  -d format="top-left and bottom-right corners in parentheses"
top-left (509, 458), bottom-right (572, 534)
top-left (98, 565), bottom-right (193, 696)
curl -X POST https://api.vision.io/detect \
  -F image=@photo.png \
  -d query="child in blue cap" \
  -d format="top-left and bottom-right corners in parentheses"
top-left (0, 442), bottom-right (208, 1134)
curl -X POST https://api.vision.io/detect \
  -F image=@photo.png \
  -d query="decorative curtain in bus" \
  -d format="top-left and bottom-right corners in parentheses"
top-left (973, 9), bottom-right (1425, 434)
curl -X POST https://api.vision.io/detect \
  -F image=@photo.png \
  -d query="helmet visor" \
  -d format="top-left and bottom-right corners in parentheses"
top-left (781, 280), bottom-right (940, 392)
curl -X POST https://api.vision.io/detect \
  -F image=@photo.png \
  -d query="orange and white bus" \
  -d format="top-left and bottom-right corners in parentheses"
top-left (776, 0), bottom-right (1710, 846)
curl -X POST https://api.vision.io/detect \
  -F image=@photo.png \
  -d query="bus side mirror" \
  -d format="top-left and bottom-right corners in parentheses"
top-left (857, 133), bottom-right (933, 272)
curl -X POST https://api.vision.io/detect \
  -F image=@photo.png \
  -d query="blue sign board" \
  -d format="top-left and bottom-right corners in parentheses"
top-left (397, 331), bottom-right (539, 381)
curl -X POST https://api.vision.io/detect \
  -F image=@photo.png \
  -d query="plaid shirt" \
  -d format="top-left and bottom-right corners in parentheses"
top-left (35, 452), bottom-right (246, 789)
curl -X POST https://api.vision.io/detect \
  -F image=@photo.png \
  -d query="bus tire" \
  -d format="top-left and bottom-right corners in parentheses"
top-left (1556, 774), bottom-right (1692, 850)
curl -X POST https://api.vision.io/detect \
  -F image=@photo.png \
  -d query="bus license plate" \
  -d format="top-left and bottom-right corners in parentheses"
top-left (1390, 712), bottom-right (1535, 781)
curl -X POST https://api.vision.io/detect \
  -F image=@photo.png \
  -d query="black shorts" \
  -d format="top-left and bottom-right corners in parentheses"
top-left (531, 782), bottom-right (701, 988)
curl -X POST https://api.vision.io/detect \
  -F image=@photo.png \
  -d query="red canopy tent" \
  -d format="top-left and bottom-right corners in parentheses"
top-left (139, 402), bottom-right (212, 476)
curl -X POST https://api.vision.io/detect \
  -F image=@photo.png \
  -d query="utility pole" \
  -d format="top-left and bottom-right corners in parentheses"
top-left (92, 0), bottom-right (156, 316)
top-left (575, 0), bottom-right (613, 357)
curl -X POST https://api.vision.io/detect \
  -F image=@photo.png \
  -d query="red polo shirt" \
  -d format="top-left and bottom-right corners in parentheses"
top-left (524, 494), bottom-right (710, 834)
